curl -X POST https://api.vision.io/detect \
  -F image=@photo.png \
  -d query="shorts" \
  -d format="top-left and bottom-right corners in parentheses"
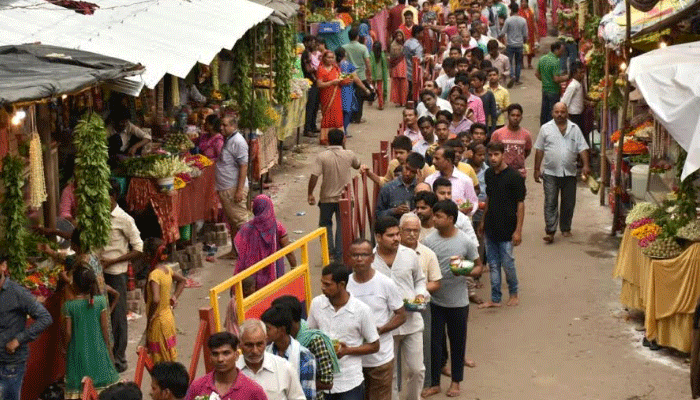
top-left (217, 186), bottom-right (250, 228)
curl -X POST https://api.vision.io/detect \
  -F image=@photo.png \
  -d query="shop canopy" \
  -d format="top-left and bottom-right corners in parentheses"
top-left (250, 0), bottom-right (300, 25)
top-left (628, 42), bottom-right (700, 181)
top-left (0, 0), bottom-right (274, 91)
top-left (0, 43), bottom-right (142, 105)
top-left (599, 0), bottom-right (700, 48)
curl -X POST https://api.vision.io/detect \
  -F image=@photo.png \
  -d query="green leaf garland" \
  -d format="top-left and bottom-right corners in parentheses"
top-left (1, 155), bottom-right (30, 281)
top-left (274, 20), bottom-right (296, 106)
top-left (73, 113), bottom-right (112, 251)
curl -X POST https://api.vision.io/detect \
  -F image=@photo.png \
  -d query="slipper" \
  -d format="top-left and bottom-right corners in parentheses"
top-left (543, 234), bottom-right (554, 243)
top-left (185, 278), bottom-right (202, 288)
top-left (562, 231), bottom-right (572, 237)
top-left (446, 389), bottom-right (460, 397)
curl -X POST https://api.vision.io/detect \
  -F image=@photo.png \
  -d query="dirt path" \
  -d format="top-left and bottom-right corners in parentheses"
top-left (123, 48), bottom-right (691, 399)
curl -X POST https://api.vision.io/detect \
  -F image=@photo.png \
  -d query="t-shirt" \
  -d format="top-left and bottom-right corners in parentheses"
top-left (477, 90), bottom-right (498, 130)
top-left (561, 79), bottom-right (584, 115)
top-left (342, 41), bottom-right (371, 81)
top-left (484, 166), bottom-right (525, 242)
top-left (456, 162), bottom-right (480, 187)
top-left (423, 229), bottom-right (479, 308)
top-left (215, 132), bottom-right (249, 191)
top-left (490, 126), bottom-right (532, 177)
top-left (347, 272), bottom-right (404, 367)
top-left (537, 52), bottom-right (562, 95)
top-left (499, 15), bottom-right (527, 47)
top-left (312, 146), bottom-right (361, 203)
top-left (488, 84), bottom-right (510, 126)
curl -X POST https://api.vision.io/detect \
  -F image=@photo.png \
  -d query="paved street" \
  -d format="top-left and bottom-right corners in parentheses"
top-left (123, 50), bottom-right (692, 400)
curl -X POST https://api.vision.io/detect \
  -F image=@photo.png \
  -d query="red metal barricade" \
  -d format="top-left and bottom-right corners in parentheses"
top-left (80, 378), bottom-right (99, 400)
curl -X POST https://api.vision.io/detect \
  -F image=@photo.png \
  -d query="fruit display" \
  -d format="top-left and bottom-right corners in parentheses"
top-left (404, 297), bottom-right (428, 311)
top-left (162, 133), bottom-right (195, 153)
top-left (676, 219), bottom-right (700, 241)
top-left (642, 236), bottom-right (683, 259)
top-left (625, 202), bottom-right (657, 225)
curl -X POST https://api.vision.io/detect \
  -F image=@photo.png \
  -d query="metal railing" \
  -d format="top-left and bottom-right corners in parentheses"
top-left (209, 227), bottom-right (330, 332)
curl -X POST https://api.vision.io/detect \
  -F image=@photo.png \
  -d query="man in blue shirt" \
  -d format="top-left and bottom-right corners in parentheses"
top-left (0, 255), bottom-right (53, 400)
top-left (376, 153), bottom-right (425, 218)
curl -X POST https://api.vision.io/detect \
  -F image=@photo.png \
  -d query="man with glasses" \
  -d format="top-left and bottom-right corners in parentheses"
top-left (371, 217), bottom-right (427, 400)
top-left (346, 239), bottom-right (406, 400)
top-left (398, 213), bottom-right (442, 392)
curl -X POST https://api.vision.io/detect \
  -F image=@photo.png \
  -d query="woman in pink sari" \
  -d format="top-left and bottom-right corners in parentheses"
top-left (233, 195), bottom-right (296, 290)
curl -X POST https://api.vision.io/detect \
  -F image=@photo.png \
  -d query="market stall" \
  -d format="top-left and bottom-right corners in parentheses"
top-left (0, 44), bottom-right (142, 400)
top-left (124, 154), bottom-right (219, 244)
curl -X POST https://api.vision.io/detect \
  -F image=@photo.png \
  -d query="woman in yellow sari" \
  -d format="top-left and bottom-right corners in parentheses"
top-left (146, 240), bottom-right (186, 362)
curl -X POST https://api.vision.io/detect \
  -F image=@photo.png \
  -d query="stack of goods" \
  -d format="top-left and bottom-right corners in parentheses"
top-left (162, 133), bottom-right (195, 154)
top-left (642, 236), bottom-right (683, 259)
top-left (676, 220), bottom-right (700, 242)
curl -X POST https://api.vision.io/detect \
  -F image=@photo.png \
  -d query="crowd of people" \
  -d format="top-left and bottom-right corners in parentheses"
top-left (0, 0), bottom-right (597, 399)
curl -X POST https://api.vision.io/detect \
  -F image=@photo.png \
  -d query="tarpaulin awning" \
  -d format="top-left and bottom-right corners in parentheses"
top-left (250, 0), bottom-right (299, 25)
top-left (599, 0), bottom-right (700, 47)
top-left (0, 0), bottom-right (274, 90)
top-left (0, 43), bottom-right (142, 105)
top-left (628, 41), bottom-right (700, 181)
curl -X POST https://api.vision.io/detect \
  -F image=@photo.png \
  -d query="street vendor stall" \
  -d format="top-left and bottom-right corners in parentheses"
top-left (610, 42), bottom-right (700, 352)
top-left (124, 155), bottom-right (219, 244)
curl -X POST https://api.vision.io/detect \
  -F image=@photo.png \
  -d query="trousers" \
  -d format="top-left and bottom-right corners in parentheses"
top-left (393, 331), bottom-right (425, 400)
top-left (305, 84), bottom-right (320, 132)
top-left (0, 363), bottom-right (26, 400)
top-left (505, 45), bottom-right (524, 82)
top-left (104, 272), bottom-right (128, 370)
top-left (430, 303), bottom-right (468, 385)
top-left (318, 202), bottom-right (343, 260)
top-left (540, 91), bottom-right (561, 126)
top-left (542, 174), bottom-right (578, 234)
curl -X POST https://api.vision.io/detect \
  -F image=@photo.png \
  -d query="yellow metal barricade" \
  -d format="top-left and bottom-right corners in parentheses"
top-left (209, 227), bottom-right (330, 332)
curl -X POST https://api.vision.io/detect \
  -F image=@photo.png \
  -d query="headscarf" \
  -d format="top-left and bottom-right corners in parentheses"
top-left (234, 194), bottom-right (278, 289)
top-left (390, 30), bottom-right (405, 60)
top-left (296, 319), bottom-right (341, 373)
top-left (359, 22), bottom-right (373, 53)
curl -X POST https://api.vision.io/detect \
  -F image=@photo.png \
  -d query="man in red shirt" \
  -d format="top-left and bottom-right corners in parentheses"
top-left (399, 9), bottom-right (416, 39)
top-left (186, 332), bottom-right (268, 400)
top-left (490, 103), bottom-right (532, 178)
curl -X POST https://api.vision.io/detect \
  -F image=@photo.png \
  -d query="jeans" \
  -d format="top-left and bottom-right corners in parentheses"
top-left (485, 237), bottom-right (518, 303)
top-left (393, 331), bottom-right (425, 400)
top-left (319, 202), bottom-right (343, 260)
top-left (0, 363), bottom-right (26, 400)
top-left (542, 174), bottom-right (578, 234)
top-left (540, 91), bottom-right (561, 126)
top-left (505, 45), bottom-right (524, 82)
top-left (343, 111), bottom-right (352, 136)
top-left (559, 41), bottom-right (579, 75)
top-left (305, 84), bottom-right (320, 132)
top-left (352, 81), bottom-right (368, 123)
top-left (430, 303), bottom-right (468, 386)
top-left (104, 272), bottom-right (128, 370)
top-left (327, 383), bottom-right (365, 400)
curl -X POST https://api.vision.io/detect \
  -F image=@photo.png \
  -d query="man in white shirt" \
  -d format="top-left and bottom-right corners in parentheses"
top-left (308, 263), bottom-right (380, 400)
top-left (370, 218), bottom-right (427, 400)
top-left (560, 62), bottom-right (586, 142)
top-left (413, 117), bottom-right (437, 157)
top-left (99, 181), bottom-right (143, 372)
top-left (237, 319), bottom-right (306, 400)
top-left (416, 90), bottom-right (452, 120)
top-left (398, 213), bottom-right (442, 392)
top-left (347, 239), bottom-right (406, 400)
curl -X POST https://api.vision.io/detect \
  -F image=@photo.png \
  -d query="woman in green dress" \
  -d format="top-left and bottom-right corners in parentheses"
top-left (63, 266), bottom-right (120, 399)
top-left (369, 41), bottom-right (389, 110)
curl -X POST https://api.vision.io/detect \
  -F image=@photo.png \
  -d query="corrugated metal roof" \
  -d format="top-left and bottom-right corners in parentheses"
top-left (0, 0), bottom-right (274, 90)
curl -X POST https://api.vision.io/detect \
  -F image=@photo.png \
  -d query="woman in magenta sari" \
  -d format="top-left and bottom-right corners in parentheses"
top-left (233, 195), bottom-right (297, 290)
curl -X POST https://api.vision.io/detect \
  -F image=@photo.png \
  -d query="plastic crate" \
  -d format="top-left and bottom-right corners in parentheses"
top-left (318, 22), bottom-right (341, 33)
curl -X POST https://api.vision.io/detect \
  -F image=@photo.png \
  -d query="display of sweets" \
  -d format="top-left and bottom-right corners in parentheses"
top-left (642, 237), bottom-right (683, 259)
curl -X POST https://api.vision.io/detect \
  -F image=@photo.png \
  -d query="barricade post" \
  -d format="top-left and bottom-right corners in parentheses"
top-left (188, 308), bottom-right (217, 380)
top-left (133, 347), bottom-right (155, 387)
top-left (80, 377), bottom-right (98, 400)
top-left (209, 228), bottom-right (329, 332)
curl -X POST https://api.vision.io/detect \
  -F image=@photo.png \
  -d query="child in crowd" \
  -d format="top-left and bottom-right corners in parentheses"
top-left (145, 239), bottom-right (187, 363)
top-left (63, 266), bottom-right (120, 399)
top-left (470, 122), bottom-right (489, 145)
top-left (486, 67), bottom-right (510, 131)
top-left (457, 131), bottom-right (473, 159)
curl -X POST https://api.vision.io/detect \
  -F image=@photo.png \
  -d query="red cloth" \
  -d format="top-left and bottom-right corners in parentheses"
top-left (126, 165), bottom-right (219, 243)
top-left (317, 64), bottom-right (343, 129)
top-left (369, 9), bottom-right (389, 50)
top-left (388, 4), bottom-right (407, 39)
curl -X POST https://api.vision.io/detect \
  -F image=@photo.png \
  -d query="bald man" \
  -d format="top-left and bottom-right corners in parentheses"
top-left (533, 102), bottom-right (590, 243)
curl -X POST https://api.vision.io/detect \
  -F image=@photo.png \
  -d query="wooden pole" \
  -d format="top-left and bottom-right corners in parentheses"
top-left (37, 103), bottom-right (57, 229)
top-left (599, 46), bottom-right (609, 205)
top-left (612, 0), bottom-right (632, 234)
